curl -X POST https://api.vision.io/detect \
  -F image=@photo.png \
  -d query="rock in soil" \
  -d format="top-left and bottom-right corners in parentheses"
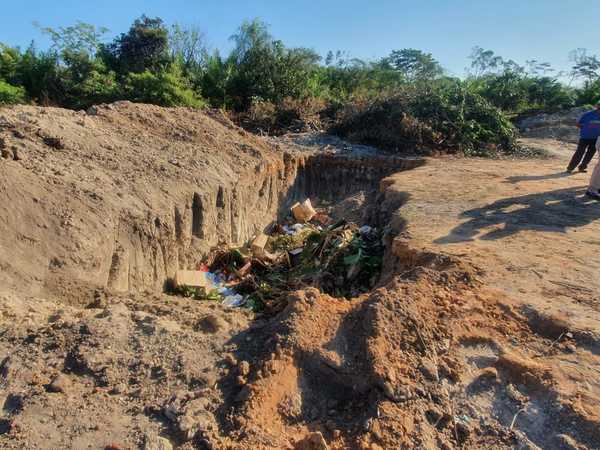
top-left (143, 433), bottom-right (173, 450)
top-left (296, 431), bottom-right (329, 450)
top-left (47, 374), bottom-right (71, 393)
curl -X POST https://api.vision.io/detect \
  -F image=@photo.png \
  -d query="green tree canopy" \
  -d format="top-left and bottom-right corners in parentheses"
top-left (386, 48), bottom-right (443, 82)
top-left (101, 15), bottom-right (169, 74)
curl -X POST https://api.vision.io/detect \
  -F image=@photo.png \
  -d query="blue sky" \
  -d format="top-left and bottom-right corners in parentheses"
top-left (2, 0), bottom-right (599, 79)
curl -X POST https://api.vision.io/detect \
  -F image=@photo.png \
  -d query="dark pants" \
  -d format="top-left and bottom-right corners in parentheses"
top-left (568, 138), bottom-right (597, 171)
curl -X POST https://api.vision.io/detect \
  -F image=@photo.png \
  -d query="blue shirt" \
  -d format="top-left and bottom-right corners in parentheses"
top-left (578, 110), bottom-right (600, 139)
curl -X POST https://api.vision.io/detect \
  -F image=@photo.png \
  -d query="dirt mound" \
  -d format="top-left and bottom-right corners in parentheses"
top-left (217, 250), bottom-right (599, 449)
top-left (516, 107), bottom-right (588, 143)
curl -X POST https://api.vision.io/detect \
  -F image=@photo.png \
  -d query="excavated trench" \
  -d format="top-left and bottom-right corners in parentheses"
top-left (105, 152), bottom-right (424, 296)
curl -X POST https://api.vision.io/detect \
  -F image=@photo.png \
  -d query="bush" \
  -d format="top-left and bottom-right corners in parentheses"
top-left (332, 82), bottom-right (521, 156)
top-left (575, 79), bottom-right (600, 106)
top-left (124, 64), bottom-right (204, 107)
top-left (526, 77), bottom-right (574, 112)
top-left (331, 96), bottom-right (440, 153)
top-left (0, 80), bottom-right (26, 105)
top-left (59, 52), bottom-right (120, 109)
top-left (236, 96), bottom-right (326, 135)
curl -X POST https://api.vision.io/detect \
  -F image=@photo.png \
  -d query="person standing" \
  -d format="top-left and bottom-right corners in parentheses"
top-left (585, 138), bottom-right (600, 199)
top-left (567, 102), bottom-right (600, 173)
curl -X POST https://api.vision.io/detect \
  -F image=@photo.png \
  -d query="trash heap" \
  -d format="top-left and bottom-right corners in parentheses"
top-left (172, 199), bottom-right (384, 312)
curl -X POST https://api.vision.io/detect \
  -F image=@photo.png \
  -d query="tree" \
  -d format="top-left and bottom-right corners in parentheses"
top-left (226, 19), bottom-right (322, 108)
top-left (29, 22), bottom-right (117, 108)
top-left (229, 18), bottom-right (273, 64)
top-left (169, 23), bottom-right (208, 71)
top-left (526, 77), bottom-right (573, 111)
top-left (200, 50), bottom-right (235, 107)
top-left (387, 49), bottom-right (443, 82)
top-left (37, 21), bottom-right (108, 58)
top-left (60, 53), bottom-right (120, 108)
top-left (101, 15), bottom-right (169, 74)
top-left (478, 70), bottom-right (529, 111)
top-left (525, 59), bottom-right (554, 76)
top-left (0, 44), bottom-right (21, 84)
top-left (469, 47), bottom-right (504, 77)
top-left (15, 43), bottom-right (62, 105)
top-left (570, 48), bottom-right (600, 84)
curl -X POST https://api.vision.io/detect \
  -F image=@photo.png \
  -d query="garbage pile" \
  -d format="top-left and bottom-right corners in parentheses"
top-left (172, 199), bottom-right (384, 312)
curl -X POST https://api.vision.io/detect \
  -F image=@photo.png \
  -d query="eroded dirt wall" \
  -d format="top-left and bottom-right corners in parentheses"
top-left (0, 103), bottom-right (422, 303)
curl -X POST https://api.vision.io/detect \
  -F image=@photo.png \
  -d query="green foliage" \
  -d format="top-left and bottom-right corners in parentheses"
top-left (386, 48), bottom-right (443, 82)
top-left (415, 81), bottom-right (519, 156)
top-left (200, 51), bottom-right (235, 107)
top-left (0, 17), bottom-right (594, 159)
top-left (15, 44), bottom-right (62, 105)
top-left (465, 48), bottom-right (574, 114)
top-left (61, 56), bottom-right (120, 109)
top-left (470, 71), bottom-right (530, 111)
top-left (0, 44), bottom-right (21, 83)
top-left (174, 285), bottom-right (222, 301)
top-left (527, 77), bottom-right (574, 111)
top-left (0, 80), bottom-right (26, 105)
top-left (332, 80), bottom-right (521, 156)
top-left (169, 23), bottom-right (208, 72)
top-left (101, 15), bottom-right (169, 74)
top-left (124, 64), bottom-right (203, 107)
top-left (316, 56), bottom-right (404, 102)
top-left (226, 19), bottom-right (322, 109)
top-left (575, 79), bottom-right (600, 106)
top-left (38, 21), bottom-right (109, 56)
top-left (570, 48), bottom-right (600, 84)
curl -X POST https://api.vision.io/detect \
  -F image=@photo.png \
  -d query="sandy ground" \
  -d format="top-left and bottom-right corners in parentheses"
top-left (388, 138), bottom-right (600, 337)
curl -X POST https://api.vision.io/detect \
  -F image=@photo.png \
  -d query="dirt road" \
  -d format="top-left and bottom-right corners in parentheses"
top-left (387, 138), bottom-right (600, 338)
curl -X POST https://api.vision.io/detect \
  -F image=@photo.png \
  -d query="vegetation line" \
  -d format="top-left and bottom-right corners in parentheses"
top-left (2, 16), bottom-right (598, 156)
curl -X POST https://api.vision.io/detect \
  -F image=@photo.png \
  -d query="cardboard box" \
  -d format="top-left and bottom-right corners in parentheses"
top-left (291, 199), bottom-right (316, 222)
top-left (174, 270), bottom-right (210, 288)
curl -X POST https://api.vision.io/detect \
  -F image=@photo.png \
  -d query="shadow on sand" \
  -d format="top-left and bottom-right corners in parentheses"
top-left (435, 186), bottom-right (600, 243)
top-left (504, 171), bottom-right (574, 184)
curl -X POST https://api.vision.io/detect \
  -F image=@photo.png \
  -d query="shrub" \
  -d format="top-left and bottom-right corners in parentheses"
top-left (124, 64), bottom-right (204, 107)
top-left (331, 96), bottom-right (440, 153)
top-left (575, 79), bottom-right (600, 106)
top-left (0, 80), bottom-right (26, 105)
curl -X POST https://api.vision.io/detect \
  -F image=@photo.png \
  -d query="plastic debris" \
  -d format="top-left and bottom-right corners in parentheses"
top-left (222, 294), bottom-right (246, 307)
top-left (283, 223), bottom-right (305, 235)
top-left (359, 225), bottom-right (373, 235)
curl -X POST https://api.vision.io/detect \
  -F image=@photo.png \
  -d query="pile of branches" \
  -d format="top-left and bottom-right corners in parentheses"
top-left (330, 83), bottom-right (525, 157)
